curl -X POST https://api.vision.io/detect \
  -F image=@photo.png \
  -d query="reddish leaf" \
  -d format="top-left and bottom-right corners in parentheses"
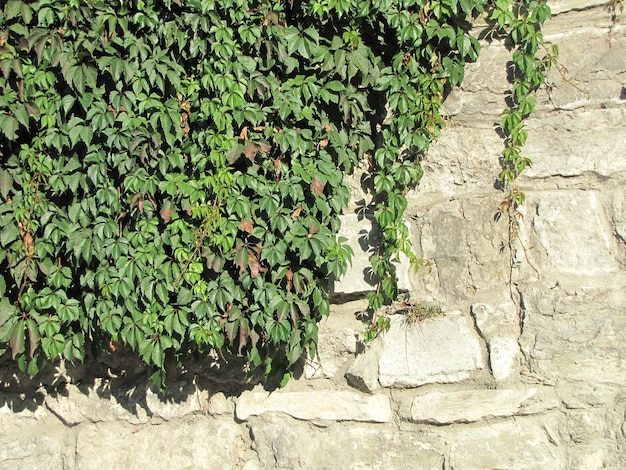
top-left (160, 207), bottom-right (173, 223)
top-left (291, 205), bottom-right (303, 220)
top-left (238, 321), bottom-right (250, 354)
top-left (225, 321), bottom-right (238, 342)
top-left (234, 246), bottom-right (248, 275)
top-left (248, 252), bottom-right (260, 278)
top-left (26, 319), bottom-right (39, 358)
top-left (311, 178), bottom-right (325, 196)
top-left (243, 145), bottom-right (258, 160)
top-left (286, 268), bottom-right (293, 292)
top-left (240, 220), bottom-right (254, 234)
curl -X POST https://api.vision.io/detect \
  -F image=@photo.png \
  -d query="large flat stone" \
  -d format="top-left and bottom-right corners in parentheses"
top-left (235, 390), bottom-right (392, 423)
top-left (448, 419), bottom-right (564, 469)
top-left (408, 388), bottom-right (537, 424)
top-left (44, 382), bottom-right (149, 426)
top-left (249, 414), bottom-right (445, 470)
top-left (526, 191), bottom-right (620, 274)
top-left (378, 313), bottom-right (485, 387)
top-left (75, 420), bottom-right (249, 470)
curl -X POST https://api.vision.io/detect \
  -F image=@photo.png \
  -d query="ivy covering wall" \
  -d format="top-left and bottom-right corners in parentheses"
top-left (0, 0), bottom-right (552, 385)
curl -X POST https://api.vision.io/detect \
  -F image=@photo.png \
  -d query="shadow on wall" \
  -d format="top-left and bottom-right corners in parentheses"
top-left (0, 344), bottom-right (261, 420)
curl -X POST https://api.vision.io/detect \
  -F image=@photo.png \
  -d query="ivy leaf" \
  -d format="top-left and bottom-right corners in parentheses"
top-left (9, 319), bottom-right (25, 359)
top-left (0, 170), bottom-right (13, 200)
top-left (240, 220), bottom-right (254, 234)
top-left (26, 318), bottom-right (39, 358)
top-left (311, 178), bottom-right (325, 196)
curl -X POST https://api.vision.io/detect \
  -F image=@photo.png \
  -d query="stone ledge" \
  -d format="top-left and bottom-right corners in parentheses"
top-left (235, 390), bottom-right (393, 423)
top-left (406, 388), bottom-right (538, 424)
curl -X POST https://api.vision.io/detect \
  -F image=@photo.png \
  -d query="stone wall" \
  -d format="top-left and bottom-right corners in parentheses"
top-left (1, 2), bottom-right (625, 469)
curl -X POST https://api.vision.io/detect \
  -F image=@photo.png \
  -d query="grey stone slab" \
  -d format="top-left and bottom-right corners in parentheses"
top-left (236, 390), bottom-right (393, 423)
top-left (378, 313), bottom-right (485, 388)
top-left (449, 419), bottom-right (565, 469)
top-left (408, 388), bottom-right (537, 424)
top-left (75, 420), bottom-right (248, 470)
top-left (249, 414), bottom-right (445, 470)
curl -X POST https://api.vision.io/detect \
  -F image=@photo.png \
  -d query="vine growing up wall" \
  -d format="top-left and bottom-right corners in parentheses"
top-left (0, 0), bottom-right (554, 386)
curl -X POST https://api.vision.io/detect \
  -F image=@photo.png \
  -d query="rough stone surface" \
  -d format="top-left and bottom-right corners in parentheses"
top-left (471, 301), bottom-right (522, 380)
top-left (448, 419), bottom-right (565, 469)
top-left (75, 420), bottom-right (250, 470)
top-left (345, 338), bottom-right (383, 393)
top-left (145, 382), bottom-right (207, 421)
top-left (408, 388), bottom-right (537, 424)
top-left (248, 414), bottom-right (445, 470)
top-left (236, 389), bottom-right (393, 423)
top-left (44, 382), bottom-right (149, 426)
top-left (378, 313), bottom-right (485, 387)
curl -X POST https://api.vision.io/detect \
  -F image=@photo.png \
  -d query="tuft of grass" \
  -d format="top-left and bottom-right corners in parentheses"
top-left (398, 299), bottom-right (442, 325)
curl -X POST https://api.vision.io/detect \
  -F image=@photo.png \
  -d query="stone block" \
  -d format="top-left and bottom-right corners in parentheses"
top-left (207, 392), bottom-right (235, 416)
top-left (75, 420), bottom-right (248, 470)
top-left (249, 414), bottom-right (445, 470)
top-left (408, 388), bottom-right (537, 424)
top-left (378, 313), bottom-right (485, 388)
top-left (526, 191), bottom-right (619, 274)
top-left (304, 326), bottom-right (359, 379)
top-left (235, 390), bottom-right (392, 423)
top-left (448, 419), bottom-right (564, 469)
top-left (488, 336), bottom-right (521, 381)
top-left (44, 383), bottom-right (149, 426)
top-left (471, 302), bottom-right (521, 380)
top-left (331, 213), bottom-right (411, 294)
top-left (345, 338), bottom-right (383, 393)
top-left (145, 382), bottom-right (208, 421)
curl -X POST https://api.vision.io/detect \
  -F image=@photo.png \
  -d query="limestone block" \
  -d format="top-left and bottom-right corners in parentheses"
top-left (488, 337), bottom-right (521, 381)
top-left (207, 392), bottom-right (235, 416)
top-left (75, 420), bottom-right (247, 470)
top-left (527, 191), bottom-right (619, 274)
top-left (549, 0), bottom-right (608, 14)
top-left (145, 382), bottom-right (207, 421)
top-left (0, 434), bottom-right (69, 469)
top-left (448, 419), bottom-right (564, 469)
top-left (471, 302), bottom-right (521, 380)
top-left (44, 383), bottom-right (149, 426)
top-left (345, 338), bottom-right (383, 393)
top-left (249, 414), bottom-right (445, 470)
top-left (235, 390), bottom-right (392, 423)
top-left (524, 110), bottom-right (626, 179)
top-left (408, 388), bottom-right (537, 424)
top-left (471, 301), bottom-right (519, 340)
top-left (611, 187), bottom-right (626, 242)
top-left (378, 313), bottom-right (485, 388)
top-left (331, 213), bottom-right (411, 294)
top-left (304, 326), bottom-right (358, 379)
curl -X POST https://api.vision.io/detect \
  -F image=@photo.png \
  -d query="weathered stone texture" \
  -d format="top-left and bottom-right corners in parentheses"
top-left (74, 420), bottom-right (250, 470)
top-left (408, 388), bottom-right (538, 424)
top-left (236, 389), bottom-right (393, 423)
top-left (248, 414), bottom-right (445, 470)
top-left (378, 313), bottom-right (485, 388)
top-left (448, 419), bottom-right (565, 469)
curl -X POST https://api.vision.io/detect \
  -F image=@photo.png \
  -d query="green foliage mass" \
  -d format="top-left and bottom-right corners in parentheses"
top-left (0, 0), bottom-right (553, 385)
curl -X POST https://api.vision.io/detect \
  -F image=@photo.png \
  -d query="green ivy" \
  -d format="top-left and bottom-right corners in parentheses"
top-left (0, 0), bottom-right (554, 385)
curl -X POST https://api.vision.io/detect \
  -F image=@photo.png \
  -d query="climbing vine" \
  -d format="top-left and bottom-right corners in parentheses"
top-left (0, 0), bottom-right (555, 385)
